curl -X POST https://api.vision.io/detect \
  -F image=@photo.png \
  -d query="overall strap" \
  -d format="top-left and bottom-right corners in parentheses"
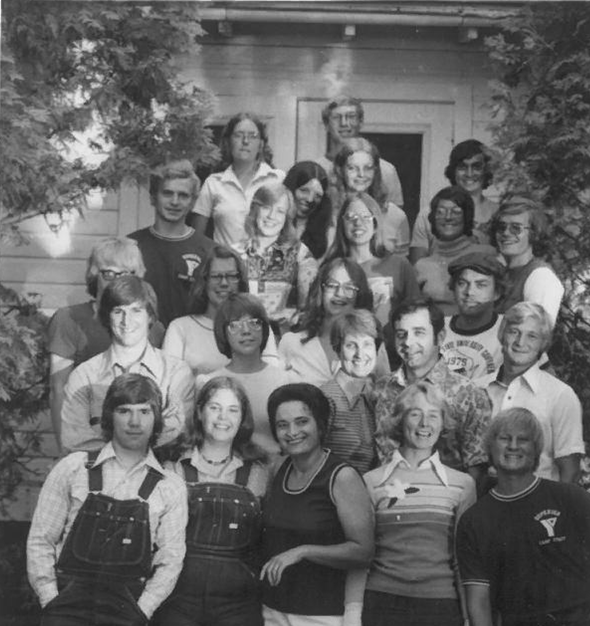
top-left (138, 467), bottom-right (164, 500)
top-left (181, 457), bottom-right (200, 483)
top-left (86, 450), bottom-right (102, 492)
top-left (234, 460), bottom-right (252, 487)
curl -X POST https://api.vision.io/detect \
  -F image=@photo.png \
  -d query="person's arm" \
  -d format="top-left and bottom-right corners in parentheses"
top-left (296, 245), bottom-right (318, 310)
top-left (27, 455), bottom-right (79, 607)
top-left (191, 213), bottom-right (210, 238)
top-left (555, 454), bottom-right (581, 483)
top-left (409, 210), bottom-right (432, 264)
top-left (260, 465), bottom-right (374, 585)
top-left (159, 359), bottom-right (195, 448)
top-left (343, 568), bottom-right (369, 626)
top-left (161, 321), bottom-right (185, 360)
top-left (61, 366), bottom-right (104, 452)
top-left (136, 476), bottom-right (188, 619)
top-left (461, 385), bottom-right (493, 477)
top-left (465, 584), bottom-right (494, 626)
top-left (49, 354), bottom-right (74, 452)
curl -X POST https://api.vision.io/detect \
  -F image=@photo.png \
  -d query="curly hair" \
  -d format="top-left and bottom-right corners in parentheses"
top-left (444, 139), bottom-right (494, 190)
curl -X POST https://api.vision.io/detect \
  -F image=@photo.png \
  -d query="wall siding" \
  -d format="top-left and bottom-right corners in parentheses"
top-left (1, 22), bottom-right (497, 519)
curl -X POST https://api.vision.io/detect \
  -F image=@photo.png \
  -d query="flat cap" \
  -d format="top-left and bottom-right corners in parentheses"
top-left (448, 251), bottom-right (506, 277)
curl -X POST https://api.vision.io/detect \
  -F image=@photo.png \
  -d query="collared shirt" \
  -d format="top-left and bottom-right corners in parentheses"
top-left (243, 239), bottom-right (317, 318)
top-left (170, 448), bottom-right (269, 498)
top-left (192, 163), bottom-right (284, 250)
top-left (364, 449), bottom-right (476, 598)
top-left (27, 443), bottom-right (188, 618)
top-left (61, 343), bottom-right (194, 452)
top-left (373, 358), bottom-right (492, 471)
top-left (477, 361), bottom-right (584, 480)
top-left (321, 370), bottom-right (377, 474)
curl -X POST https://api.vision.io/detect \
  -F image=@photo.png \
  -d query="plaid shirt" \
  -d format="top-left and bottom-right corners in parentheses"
top-left (27, 443), bottom-right (188, 618)
top-left (373, 358), bottom-right (492, 471)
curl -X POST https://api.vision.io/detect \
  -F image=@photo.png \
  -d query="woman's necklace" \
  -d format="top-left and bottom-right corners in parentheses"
top-left (201, 452), bottom-right (232, 466)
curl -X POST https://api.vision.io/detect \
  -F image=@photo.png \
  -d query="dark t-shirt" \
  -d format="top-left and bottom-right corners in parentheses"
top-left (128, 226), bottom-right (214, 327)
top-left (457, 478), bottom-right (590, 626)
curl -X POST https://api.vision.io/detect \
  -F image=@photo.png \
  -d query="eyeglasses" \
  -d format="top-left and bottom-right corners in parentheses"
top-left (435, 207), bottom-right (464, 219)
top-left (209, 272), bottom-right (241, 284)
top-left (330, 113), bottom-right (359, 123)
top-left (227, 317), bottom-right (263, 334)
top-left (232, 132), bottom-right (260, 142)
top-left (343, 213), bottom-right (374, 224)
top-left (323, 281), bottom-right (359, 298)
top-left (496, 221), bottom-right (531, 236)
top-left (99, 269), bottom-right (134, 281)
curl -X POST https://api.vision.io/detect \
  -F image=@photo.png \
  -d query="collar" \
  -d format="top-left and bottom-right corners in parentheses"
top-left (105, 342), bottom-right (162, 379)
top-left (393, 356), bottom-right (449, 386)
top-left (449, 312), bottom-right (499, 336)
top-left (220, 162), bottom-right (274, 186)
top-left (491, 359), bottom-right (543, 393)
top-left (94, 442), bottom-right (164, 474)
top-left (334, 369), bottom-right (371, 405)
top-left (147, 225), bottom-right (196, 242)
top-left (377, 449), bottom-right (448, 486)
top-left (245, 238), bottom-right (286, 257)
top-left (185, 447), bottom-right (243, 475)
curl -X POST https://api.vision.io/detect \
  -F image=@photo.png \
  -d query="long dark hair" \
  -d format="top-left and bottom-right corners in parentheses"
top-left (284, 161), bottom-right (332, 259)
top-left (297, 257), bottom-right (373, 343)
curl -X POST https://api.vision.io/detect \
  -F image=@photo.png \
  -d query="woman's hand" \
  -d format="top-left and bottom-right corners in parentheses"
top-left (260, 546), bottom-right (305, 586)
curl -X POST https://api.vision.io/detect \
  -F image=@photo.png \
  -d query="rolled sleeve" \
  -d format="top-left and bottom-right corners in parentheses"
top-left (137, 474), bottom-right (188, 618)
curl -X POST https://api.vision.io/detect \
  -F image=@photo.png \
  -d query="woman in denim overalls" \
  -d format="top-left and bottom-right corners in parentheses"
top-left (154, 376), bottom-right (269, 626)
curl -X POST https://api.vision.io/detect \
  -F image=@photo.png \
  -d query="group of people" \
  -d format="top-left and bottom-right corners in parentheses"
top-left (30, 94), bottom-right (590, 626)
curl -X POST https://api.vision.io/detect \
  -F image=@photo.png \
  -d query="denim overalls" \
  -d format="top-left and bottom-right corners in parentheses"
top-left (154, 459), bottom-right (263, 626)
top-left (41, 451), bottom-right (162, 626)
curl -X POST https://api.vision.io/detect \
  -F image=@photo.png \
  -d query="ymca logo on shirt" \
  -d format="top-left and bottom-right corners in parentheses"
top-left (534, 509), bottom-right (564, 544)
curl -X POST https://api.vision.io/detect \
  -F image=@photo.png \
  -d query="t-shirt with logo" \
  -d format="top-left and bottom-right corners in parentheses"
top-left (128, 227), bottom-right (214, 327)
top-left (440, 313), bottom-right (503, 379)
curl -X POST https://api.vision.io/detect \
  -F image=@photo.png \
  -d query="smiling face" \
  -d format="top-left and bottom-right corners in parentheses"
top-left (322, 264), bottom-right (358, 320)
top-left (433, 199), bottom-right (465, 241)
top-left (394, 309), bottom-right (442, 377)
top-left (153, 178), bottom-right (194, 227)
top-left (496, 211), bottom-right (532, 263)
top-left (401, 394), bottom-right (443, 452)
top-left (206, 257), bottom-right (241, 313)
top-left (327, 104), bottom-right (362, 142)
top-left (112, 403), bottom-right (155, 453)
top-left (454, 268), bottom-right (498, 318)
top-left (230, 119), bottom-right (262, 165)
top-left (501, 317), bottom-right (544, 372)
top-left (256, 194), bottom-right (289, 239)
top-left (455, 154), bottom-right (485, 195)
top-left (109, 301), bottom-right (150, 348)
top-left (199, 388), bottom-right (242, 445)
top-left (274, 400), bottom-right (321, 457)
top-left (343, 197), bottom-right (375, 248)
top-left (340, 332), bottom-right (377, 378)
top-left (490, 424), bottom-right (537, 475)
top-left (294, 178), bottom-right (324, 217)
top-left (226, 314), bottom-right (263, 358)
top-left (344, 150), bottom-right (375, 194)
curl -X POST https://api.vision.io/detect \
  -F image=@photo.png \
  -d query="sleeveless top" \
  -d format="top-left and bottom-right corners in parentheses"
top-left (261, 450), bottom-right (348, 616)
top-left (497, 257), bottom-right (551, 314)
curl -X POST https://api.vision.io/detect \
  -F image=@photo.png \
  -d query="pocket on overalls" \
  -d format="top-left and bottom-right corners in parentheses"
top-left (70, 496), bottom-right (149, 568)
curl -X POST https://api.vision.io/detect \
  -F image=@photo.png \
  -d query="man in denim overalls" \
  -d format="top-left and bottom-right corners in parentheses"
top-left (27, 373), bottom-right (188, 625)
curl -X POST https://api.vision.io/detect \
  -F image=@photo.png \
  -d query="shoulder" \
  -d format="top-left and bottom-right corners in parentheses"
top-left (127, 227), bottom-right (150, 242)
top-left (278, 331), bottom-right (303, 350)
top-left (446, 465), bottom-right (477, 490)
top-left (158, 468), bottom-right (188, 500)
